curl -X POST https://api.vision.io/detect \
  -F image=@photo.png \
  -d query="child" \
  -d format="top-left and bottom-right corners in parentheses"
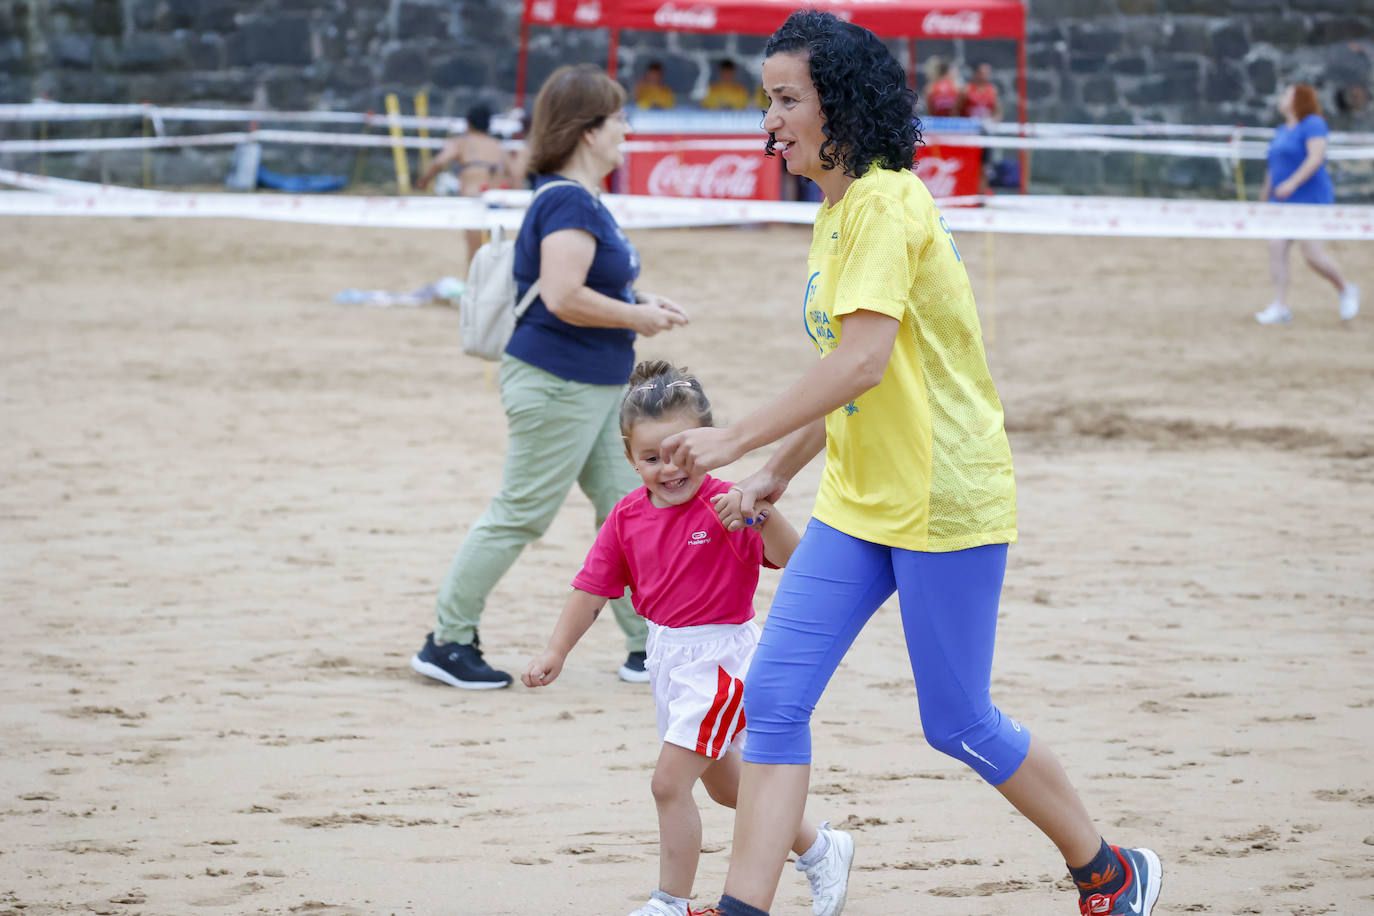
top-left (522, 361), bottom-right (855, 916)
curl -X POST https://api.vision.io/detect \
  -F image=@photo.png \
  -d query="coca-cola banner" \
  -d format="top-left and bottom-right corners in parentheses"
top-left (528, 0), bottom-right (1024, 40)
top-left (525, 0), bottom-right (609, 27)
top-left (624, 137), bottom-right (781, 200)
top-left (914, 145), bottom-right (982, 200)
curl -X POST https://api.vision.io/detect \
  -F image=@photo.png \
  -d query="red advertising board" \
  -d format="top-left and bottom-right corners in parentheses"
top-left (524, 0), bottom-right (1024, 39)
top-left (915, 144), bottom-right (983, 199)
top-left (622, 136), bottom-right (781, 200)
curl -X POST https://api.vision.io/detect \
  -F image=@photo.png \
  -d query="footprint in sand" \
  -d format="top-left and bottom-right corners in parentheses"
top-left (927, 878), bottom-right (1036, 896)
top-left (190, 881), bottom-right (264, 907)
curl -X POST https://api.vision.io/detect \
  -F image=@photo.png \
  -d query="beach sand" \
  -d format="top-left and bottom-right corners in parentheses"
top-left (1, 215), bottom-right (1371, 915)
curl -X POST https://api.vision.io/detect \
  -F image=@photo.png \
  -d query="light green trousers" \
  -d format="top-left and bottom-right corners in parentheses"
top-left (434, 355), bottom-right (647, 651)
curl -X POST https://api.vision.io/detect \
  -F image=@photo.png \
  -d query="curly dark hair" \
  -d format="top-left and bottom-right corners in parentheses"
top-left (763, 10), bottom-right (921, 177)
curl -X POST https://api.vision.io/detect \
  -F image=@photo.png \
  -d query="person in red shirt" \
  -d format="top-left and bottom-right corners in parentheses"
top-left (961, 63), bottom-right (1003, 195)
top-left (925, 59), bottom-right (962, 118)
top-left (523, 361), bottom-right (855, 916)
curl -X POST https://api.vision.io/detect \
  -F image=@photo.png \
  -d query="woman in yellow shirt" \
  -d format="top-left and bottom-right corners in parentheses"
top-left (663, 11), bottom-right (1161, 916)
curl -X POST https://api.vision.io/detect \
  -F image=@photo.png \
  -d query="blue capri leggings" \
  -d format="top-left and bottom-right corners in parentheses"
top-left (742, 519), bottom-right (1031, 785)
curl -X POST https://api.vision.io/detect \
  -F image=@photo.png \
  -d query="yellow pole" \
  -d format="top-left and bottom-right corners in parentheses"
top-left (1232, 130), bottom-right (1246, 201)
top-left (414, 91), bottom-right (432, 174)
top-left (141, 113), bottom-right (151, 188)
top-left (384, 93), bottom-right (411, 194)
top-left (351, 116), bottom-right (372, 188)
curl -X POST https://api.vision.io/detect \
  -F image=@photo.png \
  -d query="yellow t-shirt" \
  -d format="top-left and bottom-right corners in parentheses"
top-left (804, 166), bottom-right (1017, 551)
top-left (701, 81), bottom-right (751, 111)
top-left (635, 84), bottom-right (676, 110)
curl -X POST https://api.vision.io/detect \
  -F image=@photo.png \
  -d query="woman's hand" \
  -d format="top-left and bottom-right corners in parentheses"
top-left (660, 425), bottom-right (743, 476)
top-left (1273, 178), bottom-right (1298, 200)
top-left (632, 292), bottom-right (689, 337)
top-left (710, 470), bottom-right (790, 532)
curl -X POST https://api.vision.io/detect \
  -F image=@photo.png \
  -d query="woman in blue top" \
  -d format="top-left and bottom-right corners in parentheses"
top-left (411, 64), bottom-right (689, 690)
top-left (1255, 83), bottom-right (1360, 324)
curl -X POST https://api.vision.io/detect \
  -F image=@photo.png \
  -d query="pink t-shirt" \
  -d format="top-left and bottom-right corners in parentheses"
top-left (573, 476), bottom-right (775, 628)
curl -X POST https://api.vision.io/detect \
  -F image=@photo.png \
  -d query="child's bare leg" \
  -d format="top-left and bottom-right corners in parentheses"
top-left (653, 743), bottom-right (716, 899)
top-left (701, 747), bottom-right (819, 856)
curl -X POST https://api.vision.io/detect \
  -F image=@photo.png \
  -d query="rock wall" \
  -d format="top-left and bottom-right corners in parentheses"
top-left (2, 0), bottom-right (1371, 195)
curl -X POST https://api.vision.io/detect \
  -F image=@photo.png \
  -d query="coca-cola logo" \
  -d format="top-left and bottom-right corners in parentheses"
top-left (653, 3), bottom-right (718, 30)
top-left (648, 153), bottom-right (761, 198)
top-left (574, 1), bottom-right (602, 24)
top-left (530, 0), bottom-right (555, 21)
top-left (922, 10), bottom-right (983, 36)
top-left (915, 156), bottom-right (964, 199)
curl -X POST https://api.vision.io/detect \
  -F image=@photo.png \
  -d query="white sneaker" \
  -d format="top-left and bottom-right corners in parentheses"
top-left (1255, 301), bottom-right (1293, 325)
top-left (1340, 284), bottom-right (1360, 320)
top-left (797, 821), bottom-right (854, 916)
top-left (626, 890), bottom-right (687, 916)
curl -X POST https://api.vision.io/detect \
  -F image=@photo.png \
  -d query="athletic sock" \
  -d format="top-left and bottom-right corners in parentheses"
top-left (795, 828), bottom-right (830, 869)
top-left (1068, 838), bottom-right (1126, 901)
top-left (649, 889), bottom-right (690, 914)
top-left (717, 894), bottom-right (769, 916)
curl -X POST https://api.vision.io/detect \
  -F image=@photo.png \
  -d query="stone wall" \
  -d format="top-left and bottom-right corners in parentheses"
top-left (2, 0), bottom-right (1371, 195)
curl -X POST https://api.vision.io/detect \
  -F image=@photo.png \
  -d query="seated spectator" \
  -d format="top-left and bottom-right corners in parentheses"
top-left (635, 60), bottom-right (676, 110)
top-left (701, 59), bottom-right (751, 111)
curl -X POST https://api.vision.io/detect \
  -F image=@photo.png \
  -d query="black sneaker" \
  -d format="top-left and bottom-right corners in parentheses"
top-left (410, 632), bottom-right (512, 689)
top-left (618, 650), bottom-right (650, 683)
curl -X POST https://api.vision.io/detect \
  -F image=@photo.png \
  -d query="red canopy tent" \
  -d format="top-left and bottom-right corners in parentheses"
top-left (516, 0), bottom-right (1027, 127)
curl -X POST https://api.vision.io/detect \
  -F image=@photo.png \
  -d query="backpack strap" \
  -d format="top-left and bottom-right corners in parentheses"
top-left (513, 178), bottom-right (590, 320)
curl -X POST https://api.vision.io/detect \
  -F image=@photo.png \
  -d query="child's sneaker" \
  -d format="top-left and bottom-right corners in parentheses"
top-left (1079, 846), bottom-right (1161, 915)
top-left (1340, 283), bottom-right (1360, 320)
top-left (797, 821), bottom-right (854, 916)
top-left (410, 632), bottom-right (511, 689)
top-left (627, 890), bottom-right (688, 916)
top-left (619, 650), bottom-right (650, 683)
top-left (1255, 301), bottom-right (1293, 324)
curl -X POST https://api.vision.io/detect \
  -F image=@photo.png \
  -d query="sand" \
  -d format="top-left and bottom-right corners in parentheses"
top-left (1, 214), bottom-right (1371, 915)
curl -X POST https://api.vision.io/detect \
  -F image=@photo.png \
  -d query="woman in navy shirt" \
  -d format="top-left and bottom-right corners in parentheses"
top-left (1255, 83), bottom-right (1360, 324)
top-left (412, 65), bottom-right (689, 690)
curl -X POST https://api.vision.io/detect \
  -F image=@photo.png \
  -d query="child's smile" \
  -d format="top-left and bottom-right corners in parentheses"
top-left (627, 412), bottom-right (708, 508)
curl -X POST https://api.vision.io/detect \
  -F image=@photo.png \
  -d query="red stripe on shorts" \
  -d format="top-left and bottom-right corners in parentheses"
top-left (696, 666), bottom-right (732, 757)
top-left (710, 674), bottom-right (745, 758)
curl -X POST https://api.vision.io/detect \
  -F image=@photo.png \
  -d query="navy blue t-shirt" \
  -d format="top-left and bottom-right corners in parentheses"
top-left (505, 175), bottom-right (640, 385)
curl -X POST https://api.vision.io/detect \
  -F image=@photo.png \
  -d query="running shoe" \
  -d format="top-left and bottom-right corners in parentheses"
top-left (797, 821), bottom-right (854, 915)
top-left (627, 891), bottom-right (687, 916)
top-left (1255, 302), bottom-right (1293, 324)
top-left (1079, 846), bottom-right (1162, 915)
top-left (1340, 284), bottom-right (1360, 320)
top-left (619, 650), bottom-right (650, 683)
top-left (409, 631), bottom-right (511, 689)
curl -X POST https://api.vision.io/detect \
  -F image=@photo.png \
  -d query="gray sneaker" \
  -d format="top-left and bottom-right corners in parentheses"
top-left (797, 821), bottom-right (853, 916)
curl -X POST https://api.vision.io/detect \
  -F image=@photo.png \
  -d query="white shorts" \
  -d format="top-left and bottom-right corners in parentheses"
top-left (646, 620), bottom-right (760, 760)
